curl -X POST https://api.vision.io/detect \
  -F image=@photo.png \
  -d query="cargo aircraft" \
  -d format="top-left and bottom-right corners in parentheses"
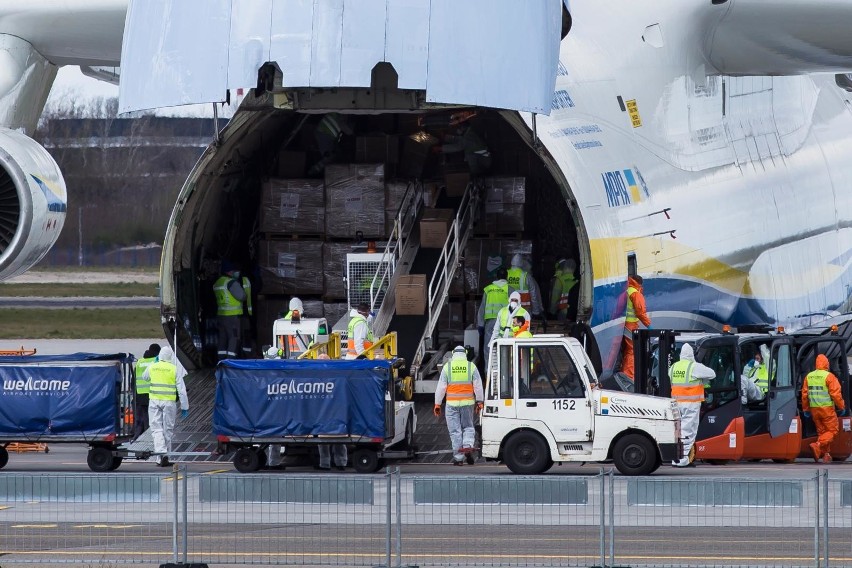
top-left (3, 0), bottom-right (852, 376)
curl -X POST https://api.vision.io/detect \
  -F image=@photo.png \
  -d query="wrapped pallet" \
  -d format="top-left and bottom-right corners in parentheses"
top-left (257, 240), bottom-right (324, 295)
top-left (462, 238), bottom-right (534, 293)
top-left (385, 181), bottom-right (411, 236)
top-left (480, 177), bottom-right (526, 233)
top-left (323, 302), bottom-right (350, 327)
top-left (322, 242), bottom-right (357, 299)
top-left (325, 163), bottom-right (386, 238)
top-left (259, 179), bottom-right (325, 235)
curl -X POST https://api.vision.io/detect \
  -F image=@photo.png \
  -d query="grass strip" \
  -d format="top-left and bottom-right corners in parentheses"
top-left (0, 283), bottom-right (157, 297)
top-left (0, 308), bottom-right (162, 339)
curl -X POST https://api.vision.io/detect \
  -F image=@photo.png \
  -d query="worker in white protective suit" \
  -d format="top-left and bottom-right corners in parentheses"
top-left (489, 291), bottom-right (530, 345)
top-left (142, 346), bottom-right (189, 467)
top-left (669, 343), bottom-right (715, 467)
top-left (740, 345), bottom-right (768, 404)
top-left (507, 254), bottom-right (543, 318)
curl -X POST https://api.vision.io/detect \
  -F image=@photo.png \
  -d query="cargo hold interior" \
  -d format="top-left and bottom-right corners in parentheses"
top-left (167, 105), bottom-right (591, 371)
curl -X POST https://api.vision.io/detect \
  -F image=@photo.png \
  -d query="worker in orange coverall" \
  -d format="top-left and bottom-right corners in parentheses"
top-left (620, 275), bottom-right (651, 381)
top-left (802, 354), bottom-right (848, 463)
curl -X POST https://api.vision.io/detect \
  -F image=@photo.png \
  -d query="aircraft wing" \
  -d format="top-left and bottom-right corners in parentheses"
top-left (706, 0), bottom-right (852, 75)
top-left (0, 0), bottom-right (127, 67)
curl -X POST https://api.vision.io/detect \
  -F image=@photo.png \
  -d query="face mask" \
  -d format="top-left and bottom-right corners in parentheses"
top-left (510, 301), bottom-right (519, 310)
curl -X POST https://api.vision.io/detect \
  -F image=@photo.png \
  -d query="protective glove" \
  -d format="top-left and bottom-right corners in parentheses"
top-left (433, 404), bottom-right (441, 417)
top-left (181, 409), bottom-right (189, 420)
top-left (475, 402), bottom-right (484, 416)
top-left (803, 411), bottom-right (811, 419)
top-left (837, 408), bottom-right (849, 417)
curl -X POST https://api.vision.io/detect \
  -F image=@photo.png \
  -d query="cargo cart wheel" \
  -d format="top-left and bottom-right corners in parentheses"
top-left (109, 457), bottom-right (123, 471)
top-left (233, 448), bottom-right (261, 473)
top-left (87, 447), bottom-right (115, 472)
top-left (352, 449), bottom-right (380, 473)
top-left (503, 431), bottom-right (551, 475)
top-left (612, 434), bottom-right (656, 476)
top-left (0, 446), bottom-right (7, 469)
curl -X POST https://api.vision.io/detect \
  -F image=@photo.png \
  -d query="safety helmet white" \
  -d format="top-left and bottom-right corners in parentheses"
top-left (289, 297), bottom-right (304, 314)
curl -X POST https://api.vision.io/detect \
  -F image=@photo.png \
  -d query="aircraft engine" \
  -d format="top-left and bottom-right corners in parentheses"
top-left (0, 127), bottom-right (66, 281)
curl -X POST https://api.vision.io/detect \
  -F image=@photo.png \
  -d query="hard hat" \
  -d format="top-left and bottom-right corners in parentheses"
top-left (289, 297), bottom-right (304, 313)
top-left (453, 345), bottom-right (467, 355)
top-left (265, 346), bottom-right (280, 359)
top-left (509, 291), bottom-right (522, 304)
top-left (511, 253), bottom-right (524, 268)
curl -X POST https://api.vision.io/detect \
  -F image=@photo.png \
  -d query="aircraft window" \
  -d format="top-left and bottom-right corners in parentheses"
top-left (773, 344), bottom-right (792, 388)
top-left (518, 345), bottom-right (586, 399)
top-left (499, 345), bottom-right (514, 399)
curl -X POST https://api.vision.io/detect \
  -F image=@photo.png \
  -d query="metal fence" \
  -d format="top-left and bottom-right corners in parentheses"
top-left (0, 468), bottom-right (848, 567)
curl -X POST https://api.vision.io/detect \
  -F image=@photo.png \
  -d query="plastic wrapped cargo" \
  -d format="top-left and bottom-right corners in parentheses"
top-left (258, 240), bottom-right (324, 295)
top-left (322, 242), bottom-right (357, 299)
top-left (325, 163), bottom-right (386, 238)
top-left (323, 302), bottom-right (350, 327)
top-left (480, 177), bottom-right (526, 233)
top-left (259, 178), bottom-right (325, 235)
top-left (213, 359), bottom-right (391, 439)
top-left (462, 238), bottom-right (534, 293)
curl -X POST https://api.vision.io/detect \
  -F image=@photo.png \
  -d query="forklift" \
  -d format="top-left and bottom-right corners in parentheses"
top-left (628, 328), bottom-right (801, 464)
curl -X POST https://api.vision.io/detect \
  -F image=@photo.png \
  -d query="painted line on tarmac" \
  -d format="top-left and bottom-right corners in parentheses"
top-left (74, 524), bottom-right (141, 529)
top-left (202, 469), bottom-right (230, 475)
top-left (11, 524), bottom-right (57, 528)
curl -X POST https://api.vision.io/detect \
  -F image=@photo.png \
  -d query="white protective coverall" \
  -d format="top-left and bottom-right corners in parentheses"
top-left (142, 346), bottom-right (189, 465)
top-left (509, 254), bottom-right (544, 317)
top-left (740, 344), bottom-right (769, 404)
top-left (670, 343), bottom-right (715, 467)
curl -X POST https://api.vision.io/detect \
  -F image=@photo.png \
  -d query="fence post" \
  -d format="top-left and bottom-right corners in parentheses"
top-left (823, 469), bottom-right (830, 568)
top-left (386, 467), bottom-right (392, 568)
top-left (395, 467), bottom-right (402, 568)
top-left (815, 470), bottom-right (821, 568)
top-left (608, 469), bottom-right (615, 567)
top-left (182, 465), bottom-right (189, 564)
top-left (172, 464), bottom-right (179, 565)
top-left (599, 468), bottom-right (605, 568)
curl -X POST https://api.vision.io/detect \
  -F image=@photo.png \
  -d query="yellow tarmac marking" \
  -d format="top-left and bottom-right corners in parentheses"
top-left (0, 505), bottom-right (12, 510)
top-left (11, 524), bottom-right (57, 528)
top-left (203, 469), bottom-right (230, 475)
top-left (163, 475), bottom-right (183, 482)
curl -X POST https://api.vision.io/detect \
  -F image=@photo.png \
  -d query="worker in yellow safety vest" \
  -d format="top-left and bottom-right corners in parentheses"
top-left (346, 303), bottom-right (374, 358)
top-left (133, 343), bottom-right (160, 441)
top-left (507, 254), bottom-right (543, 317)
top-left (549, 258), bottom-right (578, 321)
top-left (620, 275), bottom-right (651, 380)
top-left (477, 267), bottom-right (509, 359)
top-left (213, 262), bottom-right (247, 361)
top-left (141, 346), bottom-right (189, 467)
top-left (434, 346), bottom-right (484, 466)
top-left (669, 344), bottom-right (715, 467)
top-left (512, 315), bottom-right (533, 338)
top-left (802, 354), bottom-right (848, 463)
top-left (490, 291), bottom-right (530, 345)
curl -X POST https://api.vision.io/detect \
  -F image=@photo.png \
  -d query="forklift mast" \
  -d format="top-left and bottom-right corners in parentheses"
top-left (633, 329), bottom-right (680, 398)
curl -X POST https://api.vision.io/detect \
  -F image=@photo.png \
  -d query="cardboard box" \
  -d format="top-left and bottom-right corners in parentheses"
top-left (444, 172), bottom-right (471, 198)
top-left (259, 178), bottom-right (325, 234)
top-left (274, 150), bottom-right (307, 178)
top-left (420, 208), bottom-right (454, 249)
top-left (396, 274), bottom-right (426, 315)
top-left (356, 135), bottom-right (400, 164)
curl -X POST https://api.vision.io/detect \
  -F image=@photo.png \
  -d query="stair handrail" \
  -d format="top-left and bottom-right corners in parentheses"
top-left (368, 180), bottom-right (424, 336)
top-left (410, 181), bottom-right (480, 375)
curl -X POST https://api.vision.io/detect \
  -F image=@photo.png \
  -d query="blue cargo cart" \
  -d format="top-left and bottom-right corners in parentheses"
top-left (0, 353), bottom-right (147, 471)
top-left (214, 358), bottom-right (416, 473)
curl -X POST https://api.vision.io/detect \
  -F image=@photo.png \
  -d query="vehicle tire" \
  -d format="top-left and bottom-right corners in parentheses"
top-left (109, 456), bottom-right (123, 471)
top-left (233, 448), bottom-right (261, 473)
top-left (503, 431), bottom-right (552, 475)
top-left (400, 412), bottom-right (415, 450)
top-left (0, 446), bottom-right (8, 469)
top-left (87, 447), bottom-right (115, 472)
top-left (352, 449), bottom-right (380, 473)
top-left (612, 434), bottom-right (657, 476)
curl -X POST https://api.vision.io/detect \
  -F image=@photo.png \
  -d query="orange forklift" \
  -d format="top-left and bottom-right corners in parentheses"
top-left (789, 316), bottom-right (852, 461)
top-left (629, 328), bottom-right (801, 464)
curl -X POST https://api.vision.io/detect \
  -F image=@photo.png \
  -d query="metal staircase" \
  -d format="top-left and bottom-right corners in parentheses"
top-left (364, 180), bottom-right (481, 392)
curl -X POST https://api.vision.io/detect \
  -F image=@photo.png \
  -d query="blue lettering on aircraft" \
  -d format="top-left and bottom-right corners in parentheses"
top-left (550, 124), bottom-right (602, 138)
top-left (574, 141), bottom-right (602, 150)
top-left (602, 171), bottom-right (631, 207)
top-left (551, 90), bottom-right (575, 110)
